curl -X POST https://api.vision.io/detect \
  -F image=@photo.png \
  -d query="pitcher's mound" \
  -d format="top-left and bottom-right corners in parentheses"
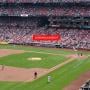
top-left (28, 57), bottom-right (42, 61)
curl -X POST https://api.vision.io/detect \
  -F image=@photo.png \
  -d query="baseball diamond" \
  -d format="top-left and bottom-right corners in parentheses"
top-left (0, 0), bottom-right (90, 90)
top-left (0, 45), bottom-right (89, 90)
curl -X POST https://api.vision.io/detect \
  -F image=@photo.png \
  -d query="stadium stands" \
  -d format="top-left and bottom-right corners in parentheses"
top-left (0, 0), bottom-right (90, 3)
top-left (0, 4), bottom-right (90, 16)
top-left (0, 0), bottom-right (89, 50)
top-left (80, 80), bottom-right (90, 90)
top-left (0, 17), bottom-right (89, 49)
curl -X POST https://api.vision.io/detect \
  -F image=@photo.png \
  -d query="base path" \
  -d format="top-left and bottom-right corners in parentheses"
top-left (48, 58), bottom-right (74, 73)
top-left (0, 49), bottom-right (87, 83)
top-left (26, 58), bottom-right (75, 82)
top-left (64, 71), bottom-right (90, 90)
top-left (0, 58), bottom-right (75, 82)
top-left (0, 66), bottom-right (48, 82)
top-left (0, 49), bottom-right (25, 57)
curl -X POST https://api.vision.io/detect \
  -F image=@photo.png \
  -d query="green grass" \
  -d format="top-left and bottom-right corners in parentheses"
top-left (0, 44), bottom-right (81, 55)
top-left (0, 57), bottom-right (90, 90)
top-left (0, 52), bottom-right (66, 68)
top-left (0, 45), bottom-right (89, 90)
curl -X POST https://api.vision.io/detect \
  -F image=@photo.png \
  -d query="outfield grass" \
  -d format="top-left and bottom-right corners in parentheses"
top-left (0, 44), bottom-right (79, 55)
top-left (0, 45), bottom-right (89, 90)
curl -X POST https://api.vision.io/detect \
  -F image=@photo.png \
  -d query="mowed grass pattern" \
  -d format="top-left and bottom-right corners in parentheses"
top-left (0, 57), bottom-right (90, 90)
top-left (0, 45), bottom-right (89, 90)
top-left (0, 52), bottom-right (66, 68)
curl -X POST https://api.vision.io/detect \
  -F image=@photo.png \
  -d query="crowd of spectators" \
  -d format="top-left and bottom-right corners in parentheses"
top-left (0, 18), bottom-right (89, 49)
top-left (0, 0), bottom-right (90, 3)
top-left (0, 6), bottom-right (90, 16)
top-left (0, 1), bottom-right (89, 49)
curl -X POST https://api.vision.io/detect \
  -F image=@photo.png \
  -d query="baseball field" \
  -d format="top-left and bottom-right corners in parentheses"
top-left (0, 44), bottom-right (89, 90)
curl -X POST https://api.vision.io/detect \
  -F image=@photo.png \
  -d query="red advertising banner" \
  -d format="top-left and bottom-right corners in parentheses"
top-left (32, 34), bottom-right (61, 41)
